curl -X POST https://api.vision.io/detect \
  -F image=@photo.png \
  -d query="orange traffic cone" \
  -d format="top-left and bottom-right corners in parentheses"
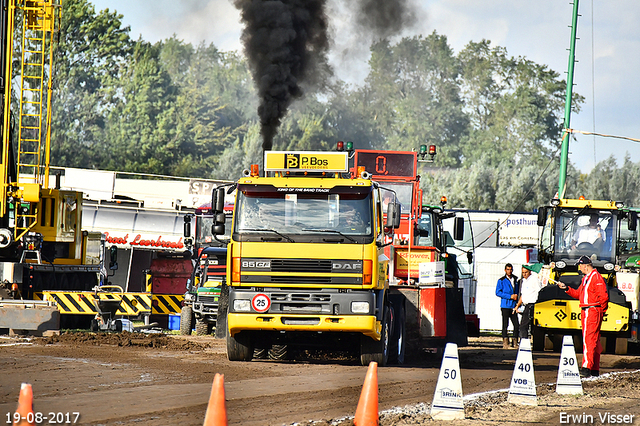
top-left (354, 361), bottom-right (379, 426)
top-left (203, 373), bottom-right (227, 426)
top-left (14, 383), bottom-right (34, 426)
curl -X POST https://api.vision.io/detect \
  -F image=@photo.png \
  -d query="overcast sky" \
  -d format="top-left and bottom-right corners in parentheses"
top-left (91, 0), bottom-right (640, 173)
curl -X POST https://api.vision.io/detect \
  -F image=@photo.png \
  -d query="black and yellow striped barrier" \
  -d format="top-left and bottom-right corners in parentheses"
top-left (151, 294), bottom-right (183, 315)
top-left (41, 291), bottom-right (183, 315)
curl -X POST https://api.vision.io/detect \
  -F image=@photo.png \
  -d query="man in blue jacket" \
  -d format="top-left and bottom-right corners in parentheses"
top-left (496, 263), bottom-right (520, 349)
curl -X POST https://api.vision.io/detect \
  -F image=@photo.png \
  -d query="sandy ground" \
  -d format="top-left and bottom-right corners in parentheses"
top-left (0, 332), bottom-right (638, 425)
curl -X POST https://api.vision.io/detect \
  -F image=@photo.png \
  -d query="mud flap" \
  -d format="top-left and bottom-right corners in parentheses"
top-left (445, 288), bottom-right (468, 347)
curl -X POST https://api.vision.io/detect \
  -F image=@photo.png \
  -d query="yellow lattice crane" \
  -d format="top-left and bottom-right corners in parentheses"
top-left (0, 1), bottom-right (105, 312)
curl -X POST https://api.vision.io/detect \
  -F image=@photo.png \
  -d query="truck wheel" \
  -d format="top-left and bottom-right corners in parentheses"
top-left (195, 319), bottom-right (211, 336)
top-left (115, 320), bottom-right (123, 332)
top-left (227, 331), bottom-right (254, 361)
top-left (531, 326), bottom-right (545, 352)
top-left (388, 302), bottom-right (406, 365)
top-left (180, 306), bottom-right (193, 335)
top-left (552, 334), bottom-right (563, 352)
top-left (214, 284), bottom-right (229, 340)
top-left (268, 344), bottom-right (289, 360)
top-left (360, 306), bottom-right (390, 367)
top-left (90, 319), bottom-right (99, 332)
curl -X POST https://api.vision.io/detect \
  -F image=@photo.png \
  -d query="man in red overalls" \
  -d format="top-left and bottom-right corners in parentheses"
top-left (558, 255), bottom-right (609, 377)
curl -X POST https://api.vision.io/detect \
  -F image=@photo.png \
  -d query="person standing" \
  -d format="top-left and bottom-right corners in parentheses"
top-left (514, 264), bottom-right (543, 340)
top-left (557, 256), bottom-right (609, 377)
top-left (496, 263), bottom-right (520, 349)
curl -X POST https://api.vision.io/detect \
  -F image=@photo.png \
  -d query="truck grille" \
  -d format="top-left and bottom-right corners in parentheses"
top-left (270, 276), bottom-right (332, 284)
top-left (196, 296), bottom-right (219, 304)
top-left (270, 259), bottom-right (333, 273)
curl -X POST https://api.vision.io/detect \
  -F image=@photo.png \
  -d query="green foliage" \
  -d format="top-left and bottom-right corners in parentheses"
top-left (48, 3), bottom-right (636, 211)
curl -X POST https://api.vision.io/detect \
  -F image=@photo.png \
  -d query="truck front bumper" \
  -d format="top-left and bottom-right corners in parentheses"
top-left (228, 313), bottom-right (380, 339)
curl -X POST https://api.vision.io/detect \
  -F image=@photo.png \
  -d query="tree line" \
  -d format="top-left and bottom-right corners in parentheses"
top-left (44, 0), bottom-right (640, 211)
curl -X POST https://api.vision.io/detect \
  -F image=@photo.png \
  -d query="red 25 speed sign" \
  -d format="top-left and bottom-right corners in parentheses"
top-left (251, 293), bottom-right (271, 312)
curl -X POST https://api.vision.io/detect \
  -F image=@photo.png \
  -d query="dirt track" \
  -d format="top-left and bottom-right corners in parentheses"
top-left (0, 332), bottom-right (639, 425)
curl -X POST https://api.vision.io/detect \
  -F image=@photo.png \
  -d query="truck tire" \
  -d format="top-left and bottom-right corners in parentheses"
top-left (214, 284), bottom-right (229, 340)
top-left (195, 319), bottom-right (211, 336)
top-left (227, 331), bottom-right (254, 361)
top-left (268, 344), bottom-right (289, 360)
top-left (388, 302), bottom-right (406, 364)
top-left (360, 306), bottom-right (390, 367)
top-left (115, 320), bottom-right (123, 332)
top-left (90, 319), bottom-right (99, 332)
top-left (532, 326), bottom-right (545, 352)
top-left (180, 306), bottom-right (193, 335)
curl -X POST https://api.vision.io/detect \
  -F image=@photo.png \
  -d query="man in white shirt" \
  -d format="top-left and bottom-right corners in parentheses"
top-left (514, 264), bottom-right (543, 339)
top-left (571, 214), bottom-right (605, 251)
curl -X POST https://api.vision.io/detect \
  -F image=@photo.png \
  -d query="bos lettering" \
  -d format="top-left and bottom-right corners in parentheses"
top-left (301, 156), bottom-right (328, 167)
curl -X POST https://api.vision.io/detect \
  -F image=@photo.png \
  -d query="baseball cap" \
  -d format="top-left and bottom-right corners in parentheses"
top-left (576, 255), bottom-right (592, 265)
top-left (523, 263), bottom-right (542, 273)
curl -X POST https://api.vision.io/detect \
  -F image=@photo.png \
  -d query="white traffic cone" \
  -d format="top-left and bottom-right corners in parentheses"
top-left (507, 338), bottom-right (537, 406)
top-left (556, 335), bottom-right (583, 395)
top-left (430, 343), bottom-right (465, 420)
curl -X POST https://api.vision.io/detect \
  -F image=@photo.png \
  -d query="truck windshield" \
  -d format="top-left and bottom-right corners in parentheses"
top-left (552, 208), bottom-right (615, 262)
top-left (618, 212), bottom-right (639, 257)
top-left (234, 185), bottom-right (373, 242)
top-left (379, 183), bottom-right (413, 214)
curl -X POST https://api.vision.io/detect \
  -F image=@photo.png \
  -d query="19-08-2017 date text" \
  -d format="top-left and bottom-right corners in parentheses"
top-left (5, 412), bottom-right (80, 424)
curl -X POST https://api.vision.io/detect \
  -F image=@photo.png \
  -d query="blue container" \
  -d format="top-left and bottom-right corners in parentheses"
top-left (168, 315), bottom-right (180, 330)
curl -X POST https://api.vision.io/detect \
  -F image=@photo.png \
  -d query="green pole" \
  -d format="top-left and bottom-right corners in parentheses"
top-left (558, 0), bottom-right (580, 199)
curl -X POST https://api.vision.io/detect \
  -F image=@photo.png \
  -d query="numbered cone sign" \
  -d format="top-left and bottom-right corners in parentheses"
top-left (430, 343), bottom-right (465, 420)
top-left (507, 338), bottom-right (537, 406)
top-left (556, 335), bottom-right (583, 395)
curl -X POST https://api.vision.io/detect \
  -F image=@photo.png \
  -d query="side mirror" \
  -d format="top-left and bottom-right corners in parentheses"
top-left (385, 203), bottom-right (401, 229)
top-left (212, 224), bottom-right (225, 235)
top-left (108, 245), bottom-right (118, 270)
top-left (537, 207), bottom-right (547, 227)
top-left (453, 217), bottom-right (464, 241)
top-left (183, 214), bottom-right (192, 238)
top-left (212, 187), bottom-right (225, 214)
top-left (630, 211), bottom-right (638, 231)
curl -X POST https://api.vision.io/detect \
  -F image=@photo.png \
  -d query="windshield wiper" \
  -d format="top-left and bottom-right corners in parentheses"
top-left (301, 228), bottom-right (356, 242)
top-left (240, 228), bottom-right (294, 242)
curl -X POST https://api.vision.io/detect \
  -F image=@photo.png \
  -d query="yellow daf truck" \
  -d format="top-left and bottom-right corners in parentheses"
top-left (211, 151), bottom-right (401, 365)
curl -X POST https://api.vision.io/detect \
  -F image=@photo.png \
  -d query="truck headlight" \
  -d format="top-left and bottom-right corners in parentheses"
top-left (351, 301), bottom-right (370, 314)
top-left (233, 299), bottom-right (251, 312)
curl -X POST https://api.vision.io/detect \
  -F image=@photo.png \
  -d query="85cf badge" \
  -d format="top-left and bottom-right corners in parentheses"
top-left (252, 293), bottom-right (271, 313)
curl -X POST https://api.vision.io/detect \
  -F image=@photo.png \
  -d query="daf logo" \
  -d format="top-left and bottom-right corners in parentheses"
top-left (555, 310), bottom-right (567, 321)
top-left (333, 263), bottom-right (361, 270)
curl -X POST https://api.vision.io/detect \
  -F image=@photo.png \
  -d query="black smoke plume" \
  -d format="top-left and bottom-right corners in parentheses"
top-left (234, 0), bottom-right (330, 152)
top-left (354, 0), bottom-right (418, 38)
top-left (234, 0), bottom-right (419, 151)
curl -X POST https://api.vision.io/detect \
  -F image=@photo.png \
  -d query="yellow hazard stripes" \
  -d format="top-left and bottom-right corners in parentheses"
top-left (151, 294), bottom-right (183, 315)
top-left (42, 291), bottom-right (184, 316)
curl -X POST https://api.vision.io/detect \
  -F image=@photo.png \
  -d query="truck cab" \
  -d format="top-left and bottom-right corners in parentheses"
top-left (213, 151), bottom-right (400, 365)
